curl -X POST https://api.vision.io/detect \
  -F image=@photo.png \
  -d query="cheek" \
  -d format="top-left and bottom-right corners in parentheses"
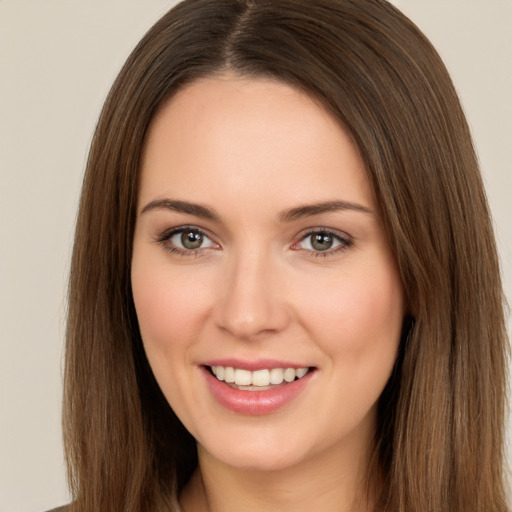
top-left (297, 264), bottom-right (404, 435)
top-left (299, 263), bottom-right (404, 372)
top-left (131, 255), bottom-right (216, 420)
top-left (131, 256), bottom-right (212, 356)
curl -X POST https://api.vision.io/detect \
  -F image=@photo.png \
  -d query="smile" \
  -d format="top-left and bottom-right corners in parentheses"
top-left (209, 366), bottom-right (310, 390)
top-left (202, 363), bottom-right (316, 415)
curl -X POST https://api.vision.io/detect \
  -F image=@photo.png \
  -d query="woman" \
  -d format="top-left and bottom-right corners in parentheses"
top-left (60, 0), bottom-right (509, 511)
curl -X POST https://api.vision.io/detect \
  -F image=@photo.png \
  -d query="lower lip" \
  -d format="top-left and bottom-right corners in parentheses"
top-left (202, 367), bottom-right (314, 415)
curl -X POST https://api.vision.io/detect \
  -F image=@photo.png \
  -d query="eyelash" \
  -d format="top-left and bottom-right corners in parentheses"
top-left (155, 226), bottom-right (353, 258)
top-left (293, 229), bottom-right (353, 258)
top-left (154, 226), bottom-right (218, 257)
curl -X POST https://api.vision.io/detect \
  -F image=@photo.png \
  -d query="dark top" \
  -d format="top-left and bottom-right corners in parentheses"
top-left (46, 507), bottom-right (69, 512)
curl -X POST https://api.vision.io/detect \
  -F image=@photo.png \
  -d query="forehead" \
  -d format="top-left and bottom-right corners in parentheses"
top-left (139, 75), bottom-right (375, 215)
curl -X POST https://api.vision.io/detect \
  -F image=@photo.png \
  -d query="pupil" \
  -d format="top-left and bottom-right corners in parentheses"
top-left (181, 231), bottom-right (203, 249)
top-left (312, 233), bottom-right (333, 251)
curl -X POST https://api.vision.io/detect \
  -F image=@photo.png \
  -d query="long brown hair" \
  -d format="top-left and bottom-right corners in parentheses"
top-left (63, 1), bottom-right (509, 510)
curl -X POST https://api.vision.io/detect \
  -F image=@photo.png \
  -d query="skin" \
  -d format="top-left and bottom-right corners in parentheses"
top-left (131, 75), bottom-right (405, 512)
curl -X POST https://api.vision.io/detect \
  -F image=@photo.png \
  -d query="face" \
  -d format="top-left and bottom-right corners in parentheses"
top-left (131, 76), bottom-right (405, 472)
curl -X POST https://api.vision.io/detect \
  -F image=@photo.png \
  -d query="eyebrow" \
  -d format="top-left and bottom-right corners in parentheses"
top-left (279, 200), bottom-right (373, 222)
top-left (140, 198), bottom-right (373, 222)
top-left (140, 199), bottom-right (220, 221)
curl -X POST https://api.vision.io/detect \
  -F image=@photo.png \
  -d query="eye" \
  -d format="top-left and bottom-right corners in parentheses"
top-left (172, 229), bottom-right (213, 250)
top-left (294, 230), bottom-right (352, 254)
top-left (156, 226), bottom-right (218, 254)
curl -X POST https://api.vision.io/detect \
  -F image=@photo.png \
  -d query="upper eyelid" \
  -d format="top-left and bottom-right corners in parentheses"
top-left (156, 225), bottom-right (215, 242)
top-left (155, 226), bottom-right (220, 256)
top-left (293, 228), bottom-right (353, 254)
top-left (296, 227), bottom-right (352, 242)
top-left (154, 225), bottom-right (352, 250)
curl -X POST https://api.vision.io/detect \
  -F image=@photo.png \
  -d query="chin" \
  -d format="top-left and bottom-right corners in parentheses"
top-left (212, 448), bottom-right (305, 473)
top-left (196, 426), bottom-right (327, 473)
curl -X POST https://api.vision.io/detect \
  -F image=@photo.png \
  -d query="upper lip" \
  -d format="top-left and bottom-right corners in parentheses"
top-left (201, 358), bottom-right (313, 371)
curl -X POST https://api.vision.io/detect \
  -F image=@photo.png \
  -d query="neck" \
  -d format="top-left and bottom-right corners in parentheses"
top-left (180, 434), bottom-right (378, 512)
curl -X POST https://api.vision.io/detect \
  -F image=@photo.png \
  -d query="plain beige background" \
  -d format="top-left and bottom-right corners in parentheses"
top-left (0, 1), bottom-right (511, 511)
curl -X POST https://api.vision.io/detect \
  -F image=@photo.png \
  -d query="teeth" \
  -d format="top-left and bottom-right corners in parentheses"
top-left (234, 368), bottom-right (252, 386)
top-left (270, 368), bottom-right (284, 385)
top-left (215, 366), bottom-right (224, 381)
top-left (283, 368), bottom-right (296, 382)
top-left (224, 366), bottom-right (235, 383)
top-left (252, 369), bottom-right (270, 386)
top-left (210, 366), bottom-right (310, 387)
top-left (296, 367), bottom-right (308, 378)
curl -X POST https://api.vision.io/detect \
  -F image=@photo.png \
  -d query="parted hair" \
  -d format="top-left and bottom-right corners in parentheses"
top-left (63, 1), bottom-right (509, 511)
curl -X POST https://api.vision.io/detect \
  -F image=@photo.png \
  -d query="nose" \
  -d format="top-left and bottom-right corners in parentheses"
top-left (214, 249), bottom-right (291, 341)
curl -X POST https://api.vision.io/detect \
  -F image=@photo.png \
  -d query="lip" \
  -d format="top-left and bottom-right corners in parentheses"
top-left (202, 358), bottom-right (309, 371)
top-left (201, 363), bottom-right (315, 415)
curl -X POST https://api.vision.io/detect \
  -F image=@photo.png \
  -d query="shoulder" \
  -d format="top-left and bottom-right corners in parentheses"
top-left (45, 506), bottom-right (69, 512)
